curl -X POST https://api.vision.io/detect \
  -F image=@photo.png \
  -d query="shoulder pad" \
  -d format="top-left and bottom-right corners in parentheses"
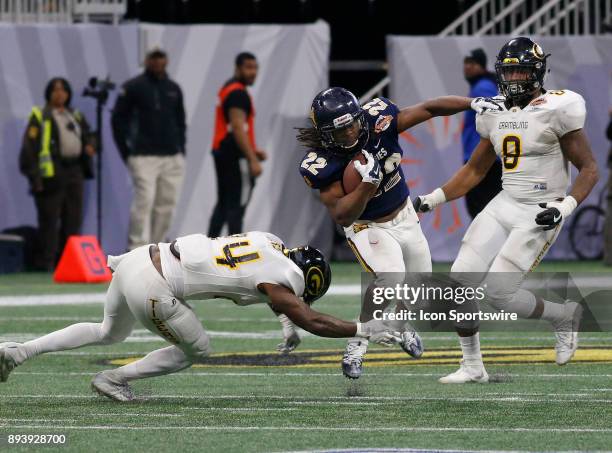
top-left (362, 97), bottom-right (400, 134)
top-left (299, 150), bottom-right (344, 189)
top-left (544, 89), bottom-right (584, 106)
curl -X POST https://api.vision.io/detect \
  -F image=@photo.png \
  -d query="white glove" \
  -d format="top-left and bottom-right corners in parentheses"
top-left (471, 97), bottom-right (503, 115)
top-left (276, 314), bottom-right (301, 354)
top-left (356, 319), bottom-right (401, 347)
top-left (413, 188), bottom-right (446, 213)
top-left (535, 196), bottom-right (577, 231)
top-left (353, 150), bottom-right (382, 187)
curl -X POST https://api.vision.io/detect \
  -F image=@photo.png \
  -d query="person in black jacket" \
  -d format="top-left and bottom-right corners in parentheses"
top-left (19, 77), bottom-right (96, 271)
top-left (112, 49), bottom-right (186, 250)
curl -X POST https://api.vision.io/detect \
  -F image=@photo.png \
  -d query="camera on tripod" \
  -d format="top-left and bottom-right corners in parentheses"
top-left (83, 76), bottom-right (116, 103)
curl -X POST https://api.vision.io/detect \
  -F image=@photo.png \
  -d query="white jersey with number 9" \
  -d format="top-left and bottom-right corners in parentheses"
top-left (476, 89), bottom-right (586, 204)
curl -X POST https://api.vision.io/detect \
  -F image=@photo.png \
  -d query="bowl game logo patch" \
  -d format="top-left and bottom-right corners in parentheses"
top-left (374, 115), bottom-right (393, 133)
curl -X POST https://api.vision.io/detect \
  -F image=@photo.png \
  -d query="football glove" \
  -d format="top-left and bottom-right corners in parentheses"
top-left (470, 97), bottom-right (503, 115)
top-left (353, 150), bottom-right (382, 187)
top-left (412, 188), bottom-right (446, 213)
top-left (355, 319), bottom-right (401, 346)
top-left (276, 314), bottom-right (301, 354)
top-left (535, 196), bottom-right (577, 231)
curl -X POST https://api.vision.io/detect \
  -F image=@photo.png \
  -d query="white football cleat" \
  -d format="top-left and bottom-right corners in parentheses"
top-left (342, 339), bottom-right (368, 379)
top-left (439, 360), bottom-right (489, 384)
top-left (552, 301), bottom-right (583, 366)
top-left (91, 371), bottom-right (134, 402)
top-left (0, 342), bottom-right (21, 383)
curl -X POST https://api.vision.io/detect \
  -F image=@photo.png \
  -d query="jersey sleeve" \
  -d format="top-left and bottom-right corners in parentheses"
top-left (551, 91), bottom-right (586, 138)
top-left (254, 248), bottom-right (305, 298)
top-left (222, 89), bottom-right (251, 118)
top-left (475, 113), bottom-right (490, 139)
top-left (364, 96), bottom-right (400, 136)
top-left (299, 151), bottom-right (343, 189)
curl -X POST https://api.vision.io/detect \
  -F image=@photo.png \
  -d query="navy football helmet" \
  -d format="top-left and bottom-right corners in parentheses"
top-left (286, 245), bottom-right (331, 304)
top-left (310, 87), bottom-right (369, 155)
top-left (495, 37), bottom-right (549, 105)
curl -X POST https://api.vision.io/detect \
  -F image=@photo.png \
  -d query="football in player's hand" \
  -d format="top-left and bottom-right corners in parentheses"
top-left (342, 153), bottom-right (367, 194)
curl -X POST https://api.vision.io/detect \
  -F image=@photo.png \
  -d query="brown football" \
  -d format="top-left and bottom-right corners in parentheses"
top-left (342, 153), bottom-right (367, 194)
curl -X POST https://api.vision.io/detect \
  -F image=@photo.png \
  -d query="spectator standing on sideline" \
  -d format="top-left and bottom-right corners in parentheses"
top-left (462, 48), bottom-right (502, 218)
top-left (208, 52), bottom-right (267, 237)
top-left (112, 49), bottom-right (186, 250)
top-left (604, 112), bottom-right (612, 266)
top-left (19, 78), bottom-right (95, 271)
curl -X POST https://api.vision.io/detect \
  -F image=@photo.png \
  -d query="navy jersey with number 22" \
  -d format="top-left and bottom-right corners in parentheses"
top-left (299, 97), bottom-right (409, 220)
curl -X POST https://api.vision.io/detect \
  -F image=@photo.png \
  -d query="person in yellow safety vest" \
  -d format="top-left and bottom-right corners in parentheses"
top-left (19, 77), bottom-right (96, 271)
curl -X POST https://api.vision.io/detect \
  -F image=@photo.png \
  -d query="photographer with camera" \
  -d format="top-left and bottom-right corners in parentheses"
top-left (111, 48), bottom-right (186, 250)
top-left (19, 77), bottom-right (96, 271)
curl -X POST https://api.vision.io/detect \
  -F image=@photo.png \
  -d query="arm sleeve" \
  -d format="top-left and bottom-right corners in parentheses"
top-left (19, 114), bottom-right (42, 184)
top-left (606, 117), bottom-right (612, 141)
top-left (77, 113), bottom-right (94, 147)
top-left (111, 84), bottom-right (134, 162)
top-left (551, 93), bottom-right (586, 138)
top-left (222, 89), bottom-right (251, 119)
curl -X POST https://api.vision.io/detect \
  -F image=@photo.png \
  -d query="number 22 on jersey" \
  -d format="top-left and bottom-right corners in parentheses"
top-left (301, 152), bottom-right (327, 175)
top-left (501, 134), bottom-right (522, 171)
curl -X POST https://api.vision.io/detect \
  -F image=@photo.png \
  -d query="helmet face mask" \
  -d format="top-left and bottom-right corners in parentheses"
top-left (311, 87), bottom-right (370, 156)
top-left (286, 245), bottom-right (332, 305)
top-left (496, 62), bottom-right (543, 102)
top-left (495, 38), bottom-right (548, 105)
top-left (320, 113), bottom-right (368, 153)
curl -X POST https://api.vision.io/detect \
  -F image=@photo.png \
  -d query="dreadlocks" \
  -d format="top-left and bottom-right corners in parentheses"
top-left (295, 126), bottom-right (323, 149)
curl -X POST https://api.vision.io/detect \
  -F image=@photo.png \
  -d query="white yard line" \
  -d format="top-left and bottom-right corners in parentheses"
top-left (3, 330), bottom-right (611, 343)
top-left (0, 424), bottom-right (610, 433)
top-left (0, 285), bottom-right (359, 307)
top-left (0, 329), bottom-right (312, 342)
top-left (2, 394), bottom-right (611, 404)
top-left (11, 371), bottom-right (612, 378)
top-left (182, 407), bottom-right (296, 411)
top-left (0, 317), bottom-right (283, 323)
top-left (88, 413), bottom-right (183, 417)
top-left (2, 276), bottom-right (612, 307)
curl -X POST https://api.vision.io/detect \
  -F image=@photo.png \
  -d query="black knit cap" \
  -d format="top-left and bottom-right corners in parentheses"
top-left (464, 48), bottom-right (487, 69)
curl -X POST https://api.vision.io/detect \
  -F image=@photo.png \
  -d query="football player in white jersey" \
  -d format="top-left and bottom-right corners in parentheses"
top-left (0, 232), bottom-right (404, 401)
top-left (413, 37), bottom-right (599, 383)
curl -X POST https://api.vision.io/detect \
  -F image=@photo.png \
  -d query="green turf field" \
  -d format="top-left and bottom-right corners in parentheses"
top-left (1, 262), bottom-right (611, 452)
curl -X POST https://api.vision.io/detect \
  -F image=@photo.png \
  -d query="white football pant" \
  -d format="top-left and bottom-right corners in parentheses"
top-left (344, 200), bottom-right (432, 331)
top-left (12, 245), bottom-right (210, 381)
top-left (452, 190), bottom-right (563, 317)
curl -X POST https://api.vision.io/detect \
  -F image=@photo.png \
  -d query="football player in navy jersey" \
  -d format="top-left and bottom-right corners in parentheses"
top-left (290, 87), bottom-right (501, 379)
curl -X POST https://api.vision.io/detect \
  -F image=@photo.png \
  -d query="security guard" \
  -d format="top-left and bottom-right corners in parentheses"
top-left (112, 49), bottom-right (187, 250)
top-left (19, 77), bottom-right (95, 271)
top-left (208, 52), bottom-right (267, 237)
